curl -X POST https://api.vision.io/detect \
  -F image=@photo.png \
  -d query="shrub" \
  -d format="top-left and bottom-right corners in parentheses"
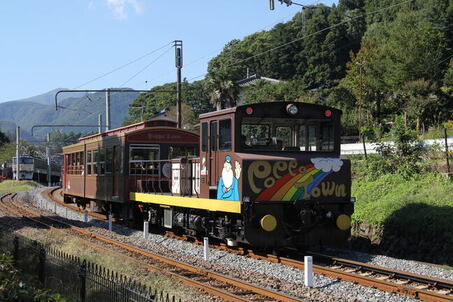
top-left (0, 254), bottom-right (64, 302)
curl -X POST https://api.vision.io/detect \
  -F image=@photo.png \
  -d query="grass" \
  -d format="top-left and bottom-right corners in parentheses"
top-left (419, 128), bottom-right (453, 140)
top-left (0, 180), bottom-right (40, 194)
top-left (352, 173), bottom-right (453, 236)
top-left (4, 226), bottom-right (215, 302)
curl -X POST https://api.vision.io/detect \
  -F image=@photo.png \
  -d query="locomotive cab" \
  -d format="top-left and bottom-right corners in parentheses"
top-left (199, 102), bottom-right (353, 249)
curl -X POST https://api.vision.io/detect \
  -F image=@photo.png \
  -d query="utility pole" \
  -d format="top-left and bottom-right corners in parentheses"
top-left (174, 40), bottom-right (183, 128)
top-left (15, 126), bottom-right (20, 181)
top-left (98, 114), bottom-right (103, 133)
top-left (356, 61), bottom-right (365, 138)
top-left (105, 89), bottom-right (111, 131)
top-left (46, 133), bottom-right (51, 187)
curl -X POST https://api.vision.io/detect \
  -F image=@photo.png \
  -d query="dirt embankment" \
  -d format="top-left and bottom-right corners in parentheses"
top-left (350, 222), bottom-right (452, 266)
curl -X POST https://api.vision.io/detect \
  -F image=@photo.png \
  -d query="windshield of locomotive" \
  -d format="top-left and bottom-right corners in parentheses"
top-left (240, 117), bottom-right (335, 152)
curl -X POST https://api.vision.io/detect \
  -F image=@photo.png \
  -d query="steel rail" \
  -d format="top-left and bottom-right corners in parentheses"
top-left (46, 188), bottom-right (453, 302)
top-left (276, 256), bottom-right (453, 302)
top-left (0, 193), bottom-right (255, 302)
top-left (4, 192), bottom-right (305, 302)
top-left (46, 188), bottom-right (116, 221)
top-left (310, 251), bottom-right (453, 291)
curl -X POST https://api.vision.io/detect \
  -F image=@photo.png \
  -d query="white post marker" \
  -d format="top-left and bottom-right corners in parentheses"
top-left (304, 256), bottom-right (314, 287)
top-left (203, 237), bottom-right (209, 261)
top-left (65, 208), bottom-right (68, 219)
top-left (54, 202), bottom-right (57, 214)
top-left (84, 212), bottom-right (88, 223)
top-left (143, 221), bottom-right (149, 239)
top-left (108, 214), bottom-right (113, 231)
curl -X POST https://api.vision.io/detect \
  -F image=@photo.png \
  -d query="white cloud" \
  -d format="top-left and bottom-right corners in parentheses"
top-left (106, 0), bottom-right (145, 19)
top-left (311, 158), bottom-right (343, 173)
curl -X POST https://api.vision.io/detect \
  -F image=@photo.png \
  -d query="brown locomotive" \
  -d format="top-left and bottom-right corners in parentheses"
top-left (63, 102), bottom-right (354, 249)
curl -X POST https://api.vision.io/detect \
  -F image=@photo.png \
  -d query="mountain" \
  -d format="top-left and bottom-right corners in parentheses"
top-left (5, 88), bottom-right (85, 106)
top-left (0, 89), bottom-right (140, 141)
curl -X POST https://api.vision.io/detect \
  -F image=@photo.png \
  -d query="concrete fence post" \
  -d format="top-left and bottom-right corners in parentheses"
top-left (108, 214), bottom-right (113, 231)
top-left (143, 221), bottom-right (149, 239)
top-left (203, 237), bottom-right (209, 261)
top-left (304, 256), bottom-right (313, 287)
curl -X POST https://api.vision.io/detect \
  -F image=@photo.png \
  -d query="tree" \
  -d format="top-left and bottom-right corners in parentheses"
top-left (0, 254), bottom-right (64, 302)
top-left (0, 131), bottom-right (9, 146)
top-left (205, 77), bottom-right (240, 110)
top-left (444, 58), bottom-right (453, 88)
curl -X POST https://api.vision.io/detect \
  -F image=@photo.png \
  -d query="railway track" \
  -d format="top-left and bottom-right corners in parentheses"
top-left (169, 231), bottom-right (453, 302)
top-left (44, 188), bottom-right (453, 302)
top-left (0, 192), bottom-right (305, 302)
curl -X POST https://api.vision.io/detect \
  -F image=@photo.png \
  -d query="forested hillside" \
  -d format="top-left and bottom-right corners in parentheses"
top-left (127, 0), bottom-right (452, 136)
top-left (0, 90), bottom-right (139, 139)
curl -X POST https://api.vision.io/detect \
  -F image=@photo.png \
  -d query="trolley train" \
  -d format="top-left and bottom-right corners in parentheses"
top-left (63, 102), bottom-right (354, 249)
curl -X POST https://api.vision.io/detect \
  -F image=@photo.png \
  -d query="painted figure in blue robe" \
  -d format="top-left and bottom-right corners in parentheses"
top-left (217, 155), bottom-right (241, 201)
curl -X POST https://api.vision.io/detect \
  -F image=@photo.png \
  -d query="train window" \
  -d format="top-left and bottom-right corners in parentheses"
top-left (219, 119), bottom-right (231, 151)
top-left (87, 151), bottom-right (92, 175)
top-left (21, 158), bottom-right (33, 164)
top-left (201, 122), bottom-right (208, 152)
top-left (307, 125), bottom-right (317, 151)
top-left (320, 123), bottom-right (334, 151)
top-left (241, 124), bottom-right (270, 147)
top-left (298, 125), bottom-right (307, 151)
top-left (169, 146), bottom-right (198, 158)
top-left (99, 150), bottom-right (106, 175)
top-left (129, 144), bottom-right (160, 175)
top-left (210, 121), bottom-right (217, 151)
top-left (105, 148), bottom-right (112, 173)
top-left (276, 126), bottom-right (292, 149)
top-left (240, 117), bottom-right (336, 153)
top-left (93, 150), bottom-right (99, 175)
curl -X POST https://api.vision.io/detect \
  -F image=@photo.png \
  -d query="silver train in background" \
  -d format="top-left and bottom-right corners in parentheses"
top-left (12, 156), bottom-right (61, 184)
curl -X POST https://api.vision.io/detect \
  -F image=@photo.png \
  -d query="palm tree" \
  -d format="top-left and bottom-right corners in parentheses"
top-left (206, 78), bottom-right (240, 110)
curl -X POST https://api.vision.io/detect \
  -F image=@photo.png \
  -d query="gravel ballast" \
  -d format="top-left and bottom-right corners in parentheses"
top-left (21, 188), bottom-right (453, 302)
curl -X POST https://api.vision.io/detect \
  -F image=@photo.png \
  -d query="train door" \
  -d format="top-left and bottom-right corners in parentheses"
top-left (209, 120), bottom-right (218, 197)
top-left (64, 154), bottom-right (69, 190)
top-left (112, 145), bottom-right (120, 198)
top-left (199, 122), bottom-right (209, 198)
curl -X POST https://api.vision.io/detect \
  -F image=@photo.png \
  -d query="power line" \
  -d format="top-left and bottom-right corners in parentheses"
top-left (143, 12), bottom-right (296, 86)
top-left (117, 45), bottom-right (174, 89)
top-left (58, 43), bottom-right (174, 116)
top-left (187, 0), bottom-right (414, 82)
top-left (425, 53), bottom-right (453, 72)
top-left (74, 42), bottom-right (173, 89)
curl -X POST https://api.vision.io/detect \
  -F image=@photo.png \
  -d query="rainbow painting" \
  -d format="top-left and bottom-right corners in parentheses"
top-left (255, 158), bottom-right (343, 202)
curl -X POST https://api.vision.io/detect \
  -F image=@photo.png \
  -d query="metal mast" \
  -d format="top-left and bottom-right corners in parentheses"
top-left (15, 126), bottom-right (20, 181)
top-left (105, 89), bottom-right (111, 131)
top-left (174, 40), bottom-right (183, 128)
top-left (46, 133), bottom-right (51, 187)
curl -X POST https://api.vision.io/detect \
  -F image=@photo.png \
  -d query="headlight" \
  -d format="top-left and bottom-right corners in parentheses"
top-left (286, 104), bottom-right (298, 115)
top-left (336, 214), bottom-right (351, 231)
top-left (260, 214), bottom-right (277, 232)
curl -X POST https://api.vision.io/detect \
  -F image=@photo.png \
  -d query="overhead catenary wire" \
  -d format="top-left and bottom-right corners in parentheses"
top-left (425, 53), bottom-right (453, 72)
top-left (143, 12), bottom-right (296, 86)
top-left (186, 0), bottom-right (415, 82)
top-left (54, 42), bottom-right (174, 118)
top-left (74, 41), bottom-right (173, 89)
top-left (117, 45), bottom-right (174, 88)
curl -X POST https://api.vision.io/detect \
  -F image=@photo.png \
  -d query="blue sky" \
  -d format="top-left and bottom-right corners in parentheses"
top-left (0, 0), bottom-right (337, 102)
